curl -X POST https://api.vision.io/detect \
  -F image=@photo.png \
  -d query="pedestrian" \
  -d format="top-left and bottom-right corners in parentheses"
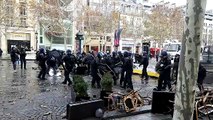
top-left (123, 51), bottom-right (134, 90)
top-left (197, 63), bottom-right (206, 92)
top-left (139, 51), bottom-right (149, 84)
top-left (0, 48), bottom-right (3, 58)
top-left (62, 49), bottom-right (76, 86)
top-left (20, 47), bottom-right (27, 69)
top-left (154, 51), bottom-right (171, 91)
top-left (37, 48), bottom-right (47, 80)
top-left (10, 47), bottom-right (19, 72)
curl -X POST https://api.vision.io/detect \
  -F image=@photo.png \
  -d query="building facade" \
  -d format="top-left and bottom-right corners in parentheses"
top-left (203, 10), bottom-right (213, 46)
top-left (79, 0), bottom-right (150, 53)
top-left (36, 0), bottom-right (74, 51)
top-left (0, 0), bottom-right (36, 54)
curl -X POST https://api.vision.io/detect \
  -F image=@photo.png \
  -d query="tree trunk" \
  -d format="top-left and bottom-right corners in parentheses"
top-left (173, 0), bottom-right (207, 120)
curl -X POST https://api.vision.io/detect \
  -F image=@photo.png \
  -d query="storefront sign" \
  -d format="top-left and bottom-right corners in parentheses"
top-left (7, 33), bottom-right (30, 40)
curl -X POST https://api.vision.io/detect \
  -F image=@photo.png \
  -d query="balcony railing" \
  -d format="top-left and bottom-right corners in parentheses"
top-left (19, 0), bottom-right (27, 4)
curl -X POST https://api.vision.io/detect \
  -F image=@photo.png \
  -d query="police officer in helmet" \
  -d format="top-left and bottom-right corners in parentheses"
top-left (122, 51), bottom-right (134, 90)
top-left (90, 52), bottom-right (103, 88)
top-left (139, 51), bottom-right (149, 84)
top-left (62, 49), bottom-right (76, 86)
top-left (37, 48), bottom-right (47, 80)
top-left (155, 51), bottom-right (171, 91)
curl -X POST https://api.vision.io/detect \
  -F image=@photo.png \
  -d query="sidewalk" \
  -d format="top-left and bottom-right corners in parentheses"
top-left (0, 52), bottom-right (36, 60)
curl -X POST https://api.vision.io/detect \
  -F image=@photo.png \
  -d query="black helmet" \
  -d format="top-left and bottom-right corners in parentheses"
top-left (128, 52), bottom-right (132, 57)
top-left (39, 48), bottom-right (45, 53)
top-left (97, 52), bottom-right (103, 59)
top-left (124, 51), bottom-right (129, 57)
top-left (160, 51), bottom-right (168, 57)
top-left (112, 51), bottom-right (117, 57)
top-left (66, 49), bottom-right (72, 55)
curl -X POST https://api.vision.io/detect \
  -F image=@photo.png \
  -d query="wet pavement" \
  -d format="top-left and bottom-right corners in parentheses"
top-left (0, 61), bottom-right (72, 120)
top-left (0, 60), bottom-right (212, 120)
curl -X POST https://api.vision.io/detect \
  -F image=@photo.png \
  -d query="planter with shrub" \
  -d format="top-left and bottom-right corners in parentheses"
top-left (100, 72), bottom-right (113, 107)
top-left (73, 75), bottom-right (90, 101)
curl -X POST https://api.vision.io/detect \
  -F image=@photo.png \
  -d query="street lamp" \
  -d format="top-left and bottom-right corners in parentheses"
top-left (100, 36), bottom-right (103, 52)
top-left (206, 25), bottom-right (213, 46)
top-left (35, 31), bottom-right (38, 51)
top-left (75, 31), bottom-right (84, 53)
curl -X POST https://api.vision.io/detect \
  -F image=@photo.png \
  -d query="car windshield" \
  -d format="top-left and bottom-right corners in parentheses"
top-left (203, 46), bottom-right (213, 54)
top-left (164, 44), bottom-right (180, 52)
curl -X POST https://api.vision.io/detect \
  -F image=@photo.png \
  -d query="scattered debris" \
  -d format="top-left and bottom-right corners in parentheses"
top-left (43, 111), bottom-right (52, 116)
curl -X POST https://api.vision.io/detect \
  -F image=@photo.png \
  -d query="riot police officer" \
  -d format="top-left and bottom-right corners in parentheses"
top-left (62, 50), bottom-right (76, 86)
top-left (90, 52), bottom-right (102, 88)
top-left (37, 48), bottom-right (47, 80)
top-left (139, 51), bottom-right (149, 84)
top-left (112, 51), bottom-right (121, 81)
top-left (119, 52), bottom-right (125, 87)
top-left (155, 51), bottom-right (171, 91)
top-left (83, 51), bottom-right (94, 75)
top-left (123, 51), bottom-right (133, 90)
top-left (197, 63), bottom-right (206, 92)
top-left (172, 54), bottom-right (180, 82)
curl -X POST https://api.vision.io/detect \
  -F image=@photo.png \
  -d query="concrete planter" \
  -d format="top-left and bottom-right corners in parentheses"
top-left (67, 99), bottom-right (104, 120)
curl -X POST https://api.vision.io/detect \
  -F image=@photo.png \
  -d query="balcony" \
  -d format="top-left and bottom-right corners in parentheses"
top-left (19, 0), bottom-right (27, 4)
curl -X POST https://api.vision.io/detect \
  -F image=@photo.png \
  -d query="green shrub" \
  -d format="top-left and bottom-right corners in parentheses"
top-left (73, 75), bottom-right (88, 97)
top-left (101, 72), bottom-right (113, 91)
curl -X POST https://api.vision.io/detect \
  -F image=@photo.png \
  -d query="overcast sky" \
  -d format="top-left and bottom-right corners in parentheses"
top-left (149, 0), bottom-right (213, 10)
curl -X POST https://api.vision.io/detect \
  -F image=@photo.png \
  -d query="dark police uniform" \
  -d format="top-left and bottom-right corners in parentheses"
top-left (123, 52), bottom-right (133, 90)
top-left (37, 49), bottom-right (47, 80)
top-left (62, 51), bottom-right (76, 85)
top-left (155, 52), bottom-right (171, 91)
top-left (140, 52), bottom-right (149, 83)
top-left (91, 57), bottom-right (101, 88)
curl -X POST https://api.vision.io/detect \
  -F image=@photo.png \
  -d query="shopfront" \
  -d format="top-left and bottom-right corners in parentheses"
top-left (7, 33), bottom-right (31, 53)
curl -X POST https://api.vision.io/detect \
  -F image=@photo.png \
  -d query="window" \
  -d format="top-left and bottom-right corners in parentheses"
top-left (40, 28), bottom-right (43, 35)
top-left (6, 18), bottom-right (13, 27)
top-left (40, 37), bottom-right (43, 43)
top-left (20, 18), bottom-right (26, 27)
top-left (106, 36), bottom-right (111, 42)
top-left (20, 5), bottom-right (26, 15)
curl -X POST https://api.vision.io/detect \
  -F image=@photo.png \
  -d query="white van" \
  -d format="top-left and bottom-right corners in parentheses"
top-left (163, 42), bottom-right (181, 63)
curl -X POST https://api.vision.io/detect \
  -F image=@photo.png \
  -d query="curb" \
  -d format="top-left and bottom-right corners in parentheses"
top-left (0, 59), bottom-right (36, 61)
top-left (102, 105), bottom-right (151, 120)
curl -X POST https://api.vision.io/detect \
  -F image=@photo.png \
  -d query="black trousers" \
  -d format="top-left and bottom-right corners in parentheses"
top-left (20, 58), bottom-right (26, 69)
top-left (12, 61), bottom-right (17, 70)
top-left (92, 73), bottom-right (101, 87)
top-left (141, 66), bottom-right (148, 80)
top-left (120, 68), bottom-right (125, 86)
top-left (158, 74), bottom-right (171, 90)
top-left (124, 70), bottom-right (133, 90)
top-left (64, 69), bottom-right (72, 84)
top-left (38, 65), bottom-right (46, 79)
top-left (87, 64), bottom-right (91, 74)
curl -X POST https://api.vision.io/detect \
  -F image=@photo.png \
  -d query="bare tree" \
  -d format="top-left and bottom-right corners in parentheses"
top-left (29, 0), bottom-right (74, 49)
top-left (144, 3), bottom-right (184, 46)
top-left (0, 0), bottom-right (30, 49)
top-left (173, 0), bottom-right (207, 119)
